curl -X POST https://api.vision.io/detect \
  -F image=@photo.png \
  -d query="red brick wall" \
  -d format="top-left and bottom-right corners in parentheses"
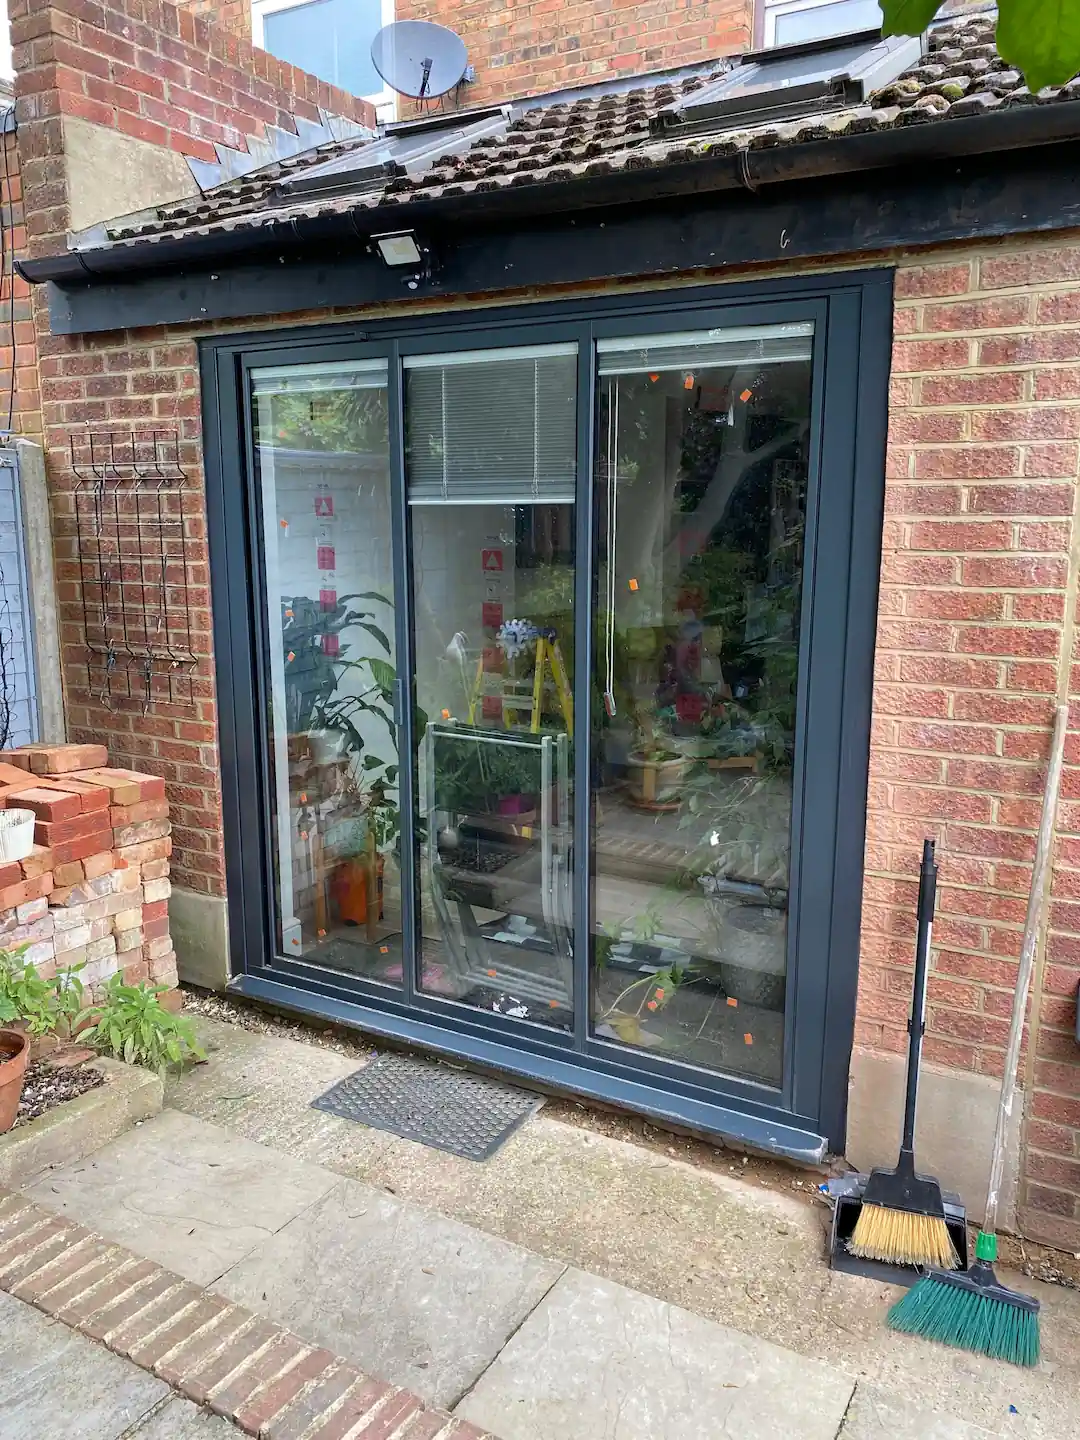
top-left (863, 238), bottom-right (1080, 1250)
top-left (8, 0), bottom-right (379, 892)
top-left (397, 0), bottom-right (753, 104)
top-left (176, 0), bottom-right (249, 42)
top-left (178, 0), bottom-right (754, 108)
top-left (0, 120), bottom-right (41, 440)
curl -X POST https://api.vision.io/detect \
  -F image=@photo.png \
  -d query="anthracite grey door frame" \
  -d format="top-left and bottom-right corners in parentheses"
top-left (200, 266), bottom-right (892, 1159)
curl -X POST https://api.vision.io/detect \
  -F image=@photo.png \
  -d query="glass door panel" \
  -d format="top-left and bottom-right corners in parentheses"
top-left (252, 358), bottom-right (405, 986)
top-left (405, 342), bottom-right (577, 1030)
top-left (590, 322), bottom-right (813, 1085)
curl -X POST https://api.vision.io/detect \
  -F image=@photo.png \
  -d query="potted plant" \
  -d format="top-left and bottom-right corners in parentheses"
top-left (625, 719), bottom-right (689, 809)
top-left (0, 1025), bottom-right (29, 1134)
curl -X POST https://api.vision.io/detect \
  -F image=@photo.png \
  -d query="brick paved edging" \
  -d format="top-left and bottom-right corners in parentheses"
top-left (0, 1189), bottom-right (497, 1440)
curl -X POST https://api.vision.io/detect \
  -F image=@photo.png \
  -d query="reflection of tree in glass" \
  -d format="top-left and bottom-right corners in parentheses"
top-left (258, 387), bottom-right (388, 453)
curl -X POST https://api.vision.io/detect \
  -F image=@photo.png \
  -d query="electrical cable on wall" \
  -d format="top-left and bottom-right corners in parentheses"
top-left (1, 106), bottom-right (16, 435)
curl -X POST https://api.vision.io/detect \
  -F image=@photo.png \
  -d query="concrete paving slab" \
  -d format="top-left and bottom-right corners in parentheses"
top-left (455, 1267), bottom-right (855, 1440)
top-left (0, 1289), bottom-right (167, 1439)
top-left (129, 1396), bottom-right (242, 1438)
top-left (214, 1176), bottom-right (565, 1409)
top-left (25, 1108), bottom-right (340, 1285)
top-left (165, 1018), bottom-right (395, 1176)
top-left (0, 1058), bottom-right (162, 1189)
top-left (840, 1383), bottom-right (996, 1439)
top-left (168, 1016), bottom-right (1080, 1438)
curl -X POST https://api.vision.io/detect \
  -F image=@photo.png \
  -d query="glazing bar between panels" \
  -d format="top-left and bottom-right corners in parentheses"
top-left (388, 339), bottom-right (419, 1008)
top-left (572, 326), bottom-right (596, 1052)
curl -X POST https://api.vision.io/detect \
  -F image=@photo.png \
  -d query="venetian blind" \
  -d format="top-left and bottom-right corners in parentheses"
top-left (596, 322), bottom-right (813, 376)
top-left (405, 344), bottom-right (577, 505)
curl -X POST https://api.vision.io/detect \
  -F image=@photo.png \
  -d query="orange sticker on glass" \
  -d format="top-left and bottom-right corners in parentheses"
top-left (287, 651), bottom-right (295, 662)
top-left (317, 928), bottom-right (326, 938)
top-left (648, 373), bottom-right (660, 382)
top-left (380, 945), bottom-right (389, 954)
top-left (628, 578), bottom-right (639, 592)
top-left (441, 708), bottom-right (451, 720)
top-left (727, 996), bottom-right (738, 1008)
top-left (740, 388), bottom-right (753, 402)
top-left (743, 1032), bottom-right (753, 1045)
top-left (683, 373), bottom-right (695, 390)
top-left (487, 969), bottom-right (498, 977)
top-left (299, 792), bottom-right (307, 803)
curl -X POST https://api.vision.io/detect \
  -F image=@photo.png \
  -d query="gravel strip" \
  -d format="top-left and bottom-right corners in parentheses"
top-left (14, 1058), bottom-right (105, 1128)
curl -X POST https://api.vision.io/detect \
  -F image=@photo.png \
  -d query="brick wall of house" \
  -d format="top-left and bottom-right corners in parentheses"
top-left (8, 0), bottom-right (380, 899)
top-left (395, 0), bottom-right (753, 105)
top-left (176, 0), bottom-right (754, 108)
top-left (0, 117), bottom-right (40, 441)
top-left (176, 0), bottom-right (248, 43)
top-left (863, 237), bottom-right (1080, 1250)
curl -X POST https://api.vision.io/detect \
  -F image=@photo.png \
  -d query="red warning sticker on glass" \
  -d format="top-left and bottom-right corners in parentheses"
top-left (481, 548), bottom-right (504, 572)
top-left (482, 647), bottom-right (503, 673)
top-left (322, 633), bottom-right (340, 657)
top-left (482, 695), bottom-right (503, 720)
top-left (320, 588), bottom-right (337, 611)
top-left (482, 602), bottom-right (504, 628)
top-left (314, 494), bottom-right (334, 517)
top-left (317, 545), bottom-right (335, 571)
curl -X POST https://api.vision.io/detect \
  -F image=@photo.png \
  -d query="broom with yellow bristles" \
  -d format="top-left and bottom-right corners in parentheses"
top-left (848, 838), bottom-right (960, 1272)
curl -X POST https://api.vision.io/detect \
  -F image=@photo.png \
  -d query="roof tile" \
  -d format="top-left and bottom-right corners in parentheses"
top-left (100, 17), bottom-right (1078, 250)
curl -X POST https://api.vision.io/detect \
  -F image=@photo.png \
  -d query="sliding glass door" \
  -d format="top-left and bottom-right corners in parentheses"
top-left (212, 274), bottom-right (887, 1150)
top-left (590, 323), bottom-right (812, 1087)
top-left (251, 357), bottom-right (406, 986)
top-left (405, 343), bottom-right (577, 1029)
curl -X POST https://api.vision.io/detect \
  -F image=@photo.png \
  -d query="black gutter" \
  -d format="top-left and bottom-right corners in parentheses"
top-left (17, 97), bottom-right (1080, 288)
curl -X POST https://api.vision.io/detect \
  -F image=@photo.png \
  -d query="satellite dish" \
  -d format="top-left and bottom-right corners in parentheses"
top-left (371, 20), bottom-right (469, 101)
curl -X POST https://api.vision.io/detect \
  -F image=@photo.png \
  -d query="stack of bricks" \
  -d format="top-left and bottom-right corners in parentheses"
top-left (0, 743), bottom-right (176, 1000)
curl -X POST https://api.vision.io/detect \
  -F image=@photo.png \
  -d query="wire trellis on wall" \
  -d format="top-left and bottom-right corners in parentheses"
top-left (70, 428), bottom-right (197, 710)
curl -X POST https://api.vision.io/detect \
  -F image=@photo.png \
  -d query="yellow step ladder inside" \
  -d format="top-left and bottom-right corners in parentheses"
top-left (468, 629), bottom-right (573, 735)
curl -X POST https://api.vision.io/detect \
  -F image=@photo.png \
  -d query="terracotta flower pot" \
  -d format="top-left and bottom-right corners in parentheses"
top-left (0, 1028), bottom-right (30, 1135)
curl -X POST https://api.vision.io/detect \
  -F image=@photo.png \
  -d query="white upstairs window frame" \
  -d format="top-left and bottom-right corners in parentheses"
top-left (250, 0), bottom-right (396, 114)
top-left (759, 0), bottom-right (884, 48)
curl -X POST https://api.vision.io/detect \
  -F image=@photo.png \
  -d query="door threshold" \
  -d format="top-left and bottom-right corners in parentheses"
top-left (229, 972), bottom-right (829, 1164)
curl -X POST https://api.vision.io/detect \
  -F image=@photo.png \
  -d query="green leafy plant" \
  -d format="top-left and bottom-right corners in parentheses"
top-left (0, 947), bottom-right (87, 1035)
top-left (0, 947), bottom-right (56, 1035)
top-left (77, 975), bottom-right (205, 1075)
top-left (883, 0), bottom-right (1080, 96)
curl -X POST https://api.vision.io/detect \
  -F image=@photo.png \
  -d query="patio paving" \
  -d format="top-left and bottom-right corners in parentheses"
top-left (25, 1108), bottom-right (340, 1285)
top-left (215, 1177), bottom-right (565, 1408)
top-left (157, 1012), bottom-right (1080, 1438)
top-left (455, 1266), bottom-right (855, 1440)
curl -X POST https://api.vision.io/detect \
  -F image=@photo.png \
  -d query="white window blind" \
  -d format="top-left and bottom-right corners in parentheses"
top-left (405, 344), bottom-right (577, 505)
top-left (251, 359), bottom-right (388, 398)
top-left (597, 323), bottom-right (813, 376)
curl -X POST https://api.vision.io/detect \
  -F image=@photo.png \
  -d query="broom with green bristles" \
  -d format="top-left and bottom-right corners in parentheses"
top-left (889, 701), bottom-right (1069, 1368)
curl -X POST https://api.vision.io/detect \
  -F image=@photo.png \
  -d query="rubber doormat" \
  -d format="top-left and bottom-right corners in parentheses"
top-left (311, 1053), bottom-right (543, 1161)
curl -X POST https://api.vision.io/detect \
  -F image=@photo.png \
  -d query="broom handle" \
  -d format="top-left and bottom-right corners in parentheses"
top-left (984, 702), bottom-right (1069, 1235)
top-left (900, 839), bottom-right (937, 1155)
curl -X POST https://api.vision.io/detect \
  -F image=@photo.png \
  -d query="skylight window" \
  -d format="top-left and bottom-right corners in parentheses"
top-left (652, 30), bottom-right (922, 133)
